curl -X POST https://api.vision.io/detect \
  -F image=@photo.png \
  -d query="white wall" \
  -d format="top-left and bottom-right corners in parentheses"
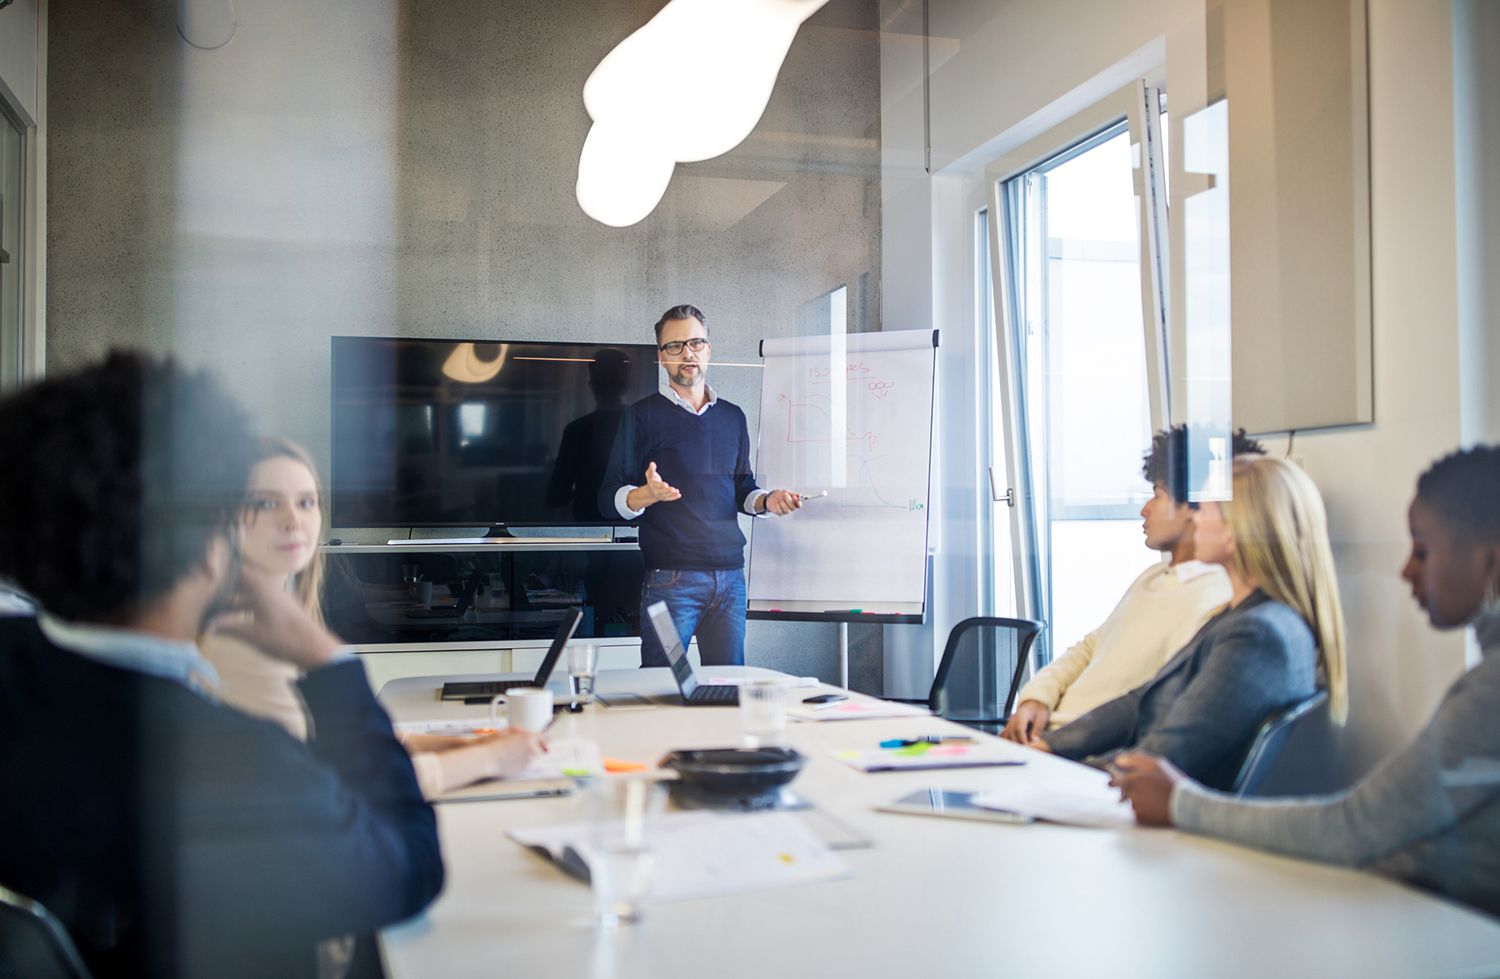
top-left (1250, 0), bottom-right (1470, 781)
top-left (881, 0), bottom-right (1491, 784)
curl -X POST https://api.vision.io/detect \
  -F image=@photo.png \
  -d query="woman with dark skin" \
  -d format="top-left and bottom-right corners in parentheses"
top-left (1111, 445), bottom-right (1500, 918)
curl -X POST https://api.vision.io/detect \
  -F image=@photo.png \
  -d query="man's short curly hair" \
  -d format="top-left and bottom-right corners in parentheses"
top-left (1415, 445), bottom-right (1500, 541)
top-left (1142, 425), bottom-right (1266, 503)
top-left (0, 351), bottom-right (258, 623)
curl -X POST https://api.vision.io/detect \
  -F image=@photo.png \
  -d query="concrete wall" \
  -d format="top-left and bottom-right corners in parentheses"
top-left (881, 0), bottom-right (1495, 785)
top-left (45, 0), bottom-right (884, 687)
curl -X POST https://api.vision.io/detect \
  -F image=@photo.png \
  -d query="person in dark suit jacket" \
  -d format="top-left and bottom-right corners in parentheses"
top-left (0, 352), bottom-right (444, 979)
top-left (1039, 456), bottom-right (1349, 791)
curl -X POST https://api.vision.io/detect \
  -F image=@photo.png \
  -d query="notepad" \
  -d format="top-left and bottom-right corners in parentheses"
top-left (431, 739), bottom-right (604, 804)
top-left (831, 741), bottom-right (1027, 773)
top-left (971, 770), bottom-right (1134, 828)
top-left (787, 699), bottom-right (930, 722)
top-left (705, 675), bottom-right (820, 688)
top-left (509, 811), bottom-right (849, 902)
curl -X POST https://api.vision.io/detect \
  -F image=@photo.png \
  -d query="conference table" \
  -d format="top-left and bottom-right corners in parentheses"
top-left (378, 667), bottom-right (1500, 979)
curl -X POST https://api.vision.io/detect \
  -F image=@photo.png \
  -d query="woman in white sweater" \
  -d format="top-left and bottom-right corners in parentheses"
top-left (201, 437), bottom-right (542, 797)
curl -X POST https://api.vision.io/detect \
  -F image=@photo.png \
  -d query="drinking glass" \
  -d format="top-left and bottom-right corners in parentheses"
top-left (485, 572), bottom-right (507, 610)
top-left (739, 679), bottom-right (789, 748)
top-left (585, 776), bottom-right (665, 926)
top-left (569, 643), bottom-right (599, 704)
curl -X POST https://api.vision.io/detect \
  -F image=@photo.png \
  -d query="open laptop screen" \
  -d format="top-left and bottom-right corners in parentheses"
top-left (647, 601), bottom-right (698, 699)
top-left (532, 608), bottom-right (583, 686)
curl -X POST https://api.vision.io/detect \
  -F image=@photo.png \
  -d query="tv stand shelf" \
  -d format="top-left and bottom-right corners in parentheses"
top-left (321, 538), bottom-right (644, 660)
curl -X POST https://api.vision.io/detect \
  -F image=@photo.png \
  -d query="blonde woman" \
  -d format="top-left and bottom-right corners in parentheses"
top-left (202, 438), bottom-right (543, 796)
top-left (1037, 456), bottom-right (1347, 791)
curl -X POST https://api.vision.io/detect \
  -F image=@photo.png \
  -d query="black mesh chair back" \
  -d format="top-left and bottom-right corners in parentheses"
top-left (0, 883), bottom-right (94, 979)
top-left (1231, 689), bottom-right (1329, 796)
top-left (928, 616), bottom-right (1045, 730)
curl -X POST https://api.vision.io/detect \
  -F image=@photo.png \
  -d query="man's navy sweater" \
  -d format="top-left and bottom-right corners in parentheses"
top-left (599, 392), bottom-right (761, 571)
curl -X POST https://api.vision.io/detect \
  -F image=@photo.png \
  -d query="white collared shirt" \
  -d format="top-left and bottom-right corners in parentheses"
top-left (660, 380), bottom-right (719, 416)
top-left (613, 382), bottom-right (768, 519)
top-left (38, 612), bottom-right (221, 697)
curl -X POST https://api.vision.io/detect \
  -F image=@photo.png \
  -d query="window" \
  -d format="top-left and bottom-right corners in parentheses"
top-left (985, 83), bottom-right (1170, 661)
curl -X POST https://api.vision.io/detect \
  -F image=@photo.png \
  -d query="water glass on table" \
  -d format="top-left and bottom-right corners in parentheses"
top-left (585, 776), bottom-right (666, 927)
top-left (569, 643), bottom-right (599, 705)
top-left (739, 679), bottom-right (789, 748)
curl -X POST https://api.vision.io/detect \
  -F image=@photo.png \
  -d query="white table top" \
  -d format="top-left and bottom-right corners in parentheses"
top-left (378, 668), bottom-right (1500, 979)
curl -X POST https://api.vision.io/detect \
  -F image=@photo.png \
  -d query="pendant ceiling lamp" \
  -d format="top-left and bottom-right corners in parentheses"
top-left (176, 0), bottom-right (237, 50)
top-left (576, 0), bottom-right (831, 228)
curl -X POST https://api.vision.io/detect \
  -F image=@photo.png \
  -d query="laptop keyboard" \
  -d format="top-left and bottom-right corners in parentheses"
top-left (689, 684), bottom-right (740, 705)
top-left (440, 680), bottom-right (535, 699)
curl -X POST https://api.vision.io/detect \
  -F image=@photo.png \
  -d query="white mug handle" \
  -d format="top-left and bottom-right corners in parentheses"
top-left (489, 692), bottom-right (508, 728)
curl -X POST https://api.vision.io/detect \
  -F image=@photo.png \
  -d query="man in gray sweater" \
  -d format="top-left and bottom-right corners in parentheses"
top-left (1113, 446), bottom-right (1500, 919)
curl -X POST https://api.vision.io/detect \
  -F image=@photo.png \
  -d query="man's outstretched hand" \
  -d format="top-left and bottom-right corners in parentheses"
top-left (627, 461), bottom-right (683, 511)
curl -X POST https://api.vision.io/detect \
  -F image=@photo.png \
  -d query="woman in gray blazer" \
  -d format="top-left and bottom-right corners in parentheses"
top-left (1038, 456), bottom-right (1348, 791)
top-left (1112, 445), bottom-right (1500, 918)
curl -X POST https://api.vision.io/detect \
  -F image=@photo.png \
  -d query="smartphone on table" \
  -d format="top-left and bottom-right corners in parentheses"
top-left (802, 693), bottom-right (849, 709)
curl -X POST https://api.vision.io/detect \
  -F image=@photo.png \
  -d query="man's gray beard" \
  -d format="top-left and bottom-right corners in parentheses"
top-left (673, 366), bottom-right (704, 388)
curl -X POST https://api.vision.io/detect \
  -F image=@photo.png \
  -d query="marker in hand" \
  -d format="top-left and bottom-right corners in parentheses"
top-left (797, 490), bottom-right (828, 501)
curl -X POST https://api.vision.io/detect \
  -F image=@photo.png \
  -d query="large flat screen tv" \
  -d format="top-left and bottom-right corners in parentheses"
top-left (331, 337), bottom-right (662, 528)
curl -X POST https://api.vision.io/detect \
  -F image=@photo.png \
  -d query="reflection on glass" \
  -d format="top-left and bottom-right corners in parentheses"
top-left (792, 286), bottom-right (850, 490)
top-left (323, 549), bottom-right (643, 644)
top-left (1181, 100), bottom-right (1232, 502)
top-left (330, 338), bottom-right (659, 528)
top-left (547, 348), bottom-right (634, 523)
top-left (443, 342), bottom-right (509, 383)
top-left (458, 402), bottom-right (487, 446)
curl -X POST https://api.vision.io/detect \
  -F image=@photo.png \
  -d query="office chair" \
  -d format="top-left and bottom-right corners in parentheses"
top-left (0, 882), bottom-right (95, 979)
top-left (927, 617), bottom-right (1046, 733)
top-left (1230, 689), bottom-right (1330, 796)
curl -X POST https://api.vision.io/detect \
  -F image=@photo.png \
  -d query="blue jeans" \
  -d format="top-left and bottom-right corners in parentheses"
top-left (638, 568), bottom-right (747, 668)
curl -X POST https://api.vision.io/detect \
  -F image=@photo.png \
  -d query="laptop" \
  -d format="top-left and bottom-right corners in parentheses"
top-left (646, 601), bottom-right (738, 706)
top-left (438, 608), bottom-right (583, 702)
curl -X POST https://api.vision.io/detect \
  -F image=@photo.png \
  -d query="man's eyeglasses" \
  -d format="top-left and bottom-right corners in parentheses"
top-left (658, 337), bottom-right (710, 356)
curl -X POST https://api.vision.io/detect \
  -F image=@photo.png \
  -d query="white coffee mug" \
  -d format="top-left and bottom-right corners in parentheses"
top-left (490, 687), bottom-right (553, 732)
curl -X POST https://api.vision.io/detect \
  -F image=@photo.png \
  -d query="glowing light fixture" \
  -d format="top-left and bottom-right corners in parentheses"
top-left (443, 343), bottom-right (510, 384)
top-left (576, 0), bottom-right (831, 228)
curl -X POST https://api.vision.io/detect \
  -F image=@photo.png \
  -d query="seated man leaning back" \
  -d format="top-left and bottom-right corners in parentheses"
top-left (1003, 426), bottom-right (1264, 744)
top-left (0, 352), bottom-right (443, 979)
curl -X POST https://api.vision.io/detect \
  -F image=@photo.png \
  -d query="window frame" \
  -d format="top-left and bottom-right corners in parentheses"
top-left (981, 78), bottom-right (1171, 641)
